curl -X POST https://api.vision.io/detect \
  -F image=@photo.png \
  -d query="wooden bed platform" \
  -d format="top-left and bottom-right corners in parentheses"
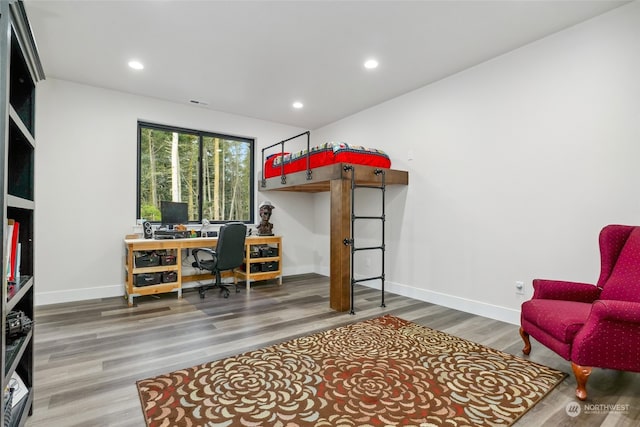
top-left (259, 163), bottom-right (409, 312)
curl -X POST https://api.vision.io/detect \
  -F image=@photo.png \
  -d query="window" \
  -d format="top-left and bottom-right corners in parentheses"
top-left (137, 122), bottom-right (254, 224)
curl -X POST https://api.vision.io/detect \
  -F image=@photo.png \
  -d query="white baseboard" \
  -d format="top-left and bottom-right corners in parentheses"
top-left (283, 264), bottom-right (315, 277)
top-left (36, 268), bottom-right (520, 325)
top-left (315, 267), bottom-right (520, 325)
top-left (378, 280), bottom-right (520, 325)
top-left (36, 284), bottom-right (124, 306)
top-left (36, 264), bottom-right (317, 307)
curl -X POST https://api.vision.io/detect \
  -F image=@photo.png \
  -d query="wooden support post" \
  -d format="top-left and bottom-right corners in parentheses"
top-left (330, 179), bottom-right (351, 311)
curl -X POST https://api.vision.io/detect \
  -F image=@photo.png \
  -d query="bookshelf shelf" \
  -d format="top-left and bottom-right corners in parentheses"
top-left (4, 332), bottom-right (31, 378)
top-left (6, 196), bottom-right (33, 211)
top-left (6, 277), bottom-right (33, 313)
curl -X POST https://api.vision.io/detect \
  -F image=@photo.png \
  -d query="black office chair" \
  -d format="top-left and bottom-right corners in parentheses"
top-left (192, 222), bottom-right (247, 298)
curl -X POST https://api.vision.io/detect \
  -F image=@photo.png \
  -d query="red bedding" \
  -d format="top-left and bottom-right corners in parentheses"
top-left (264, 142), bottom-right (391, 179)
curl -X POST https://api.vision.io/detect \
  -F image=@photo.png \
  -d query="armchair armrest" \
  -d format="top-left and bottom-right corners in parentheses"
top-left (572, 299), bottom-right (640, 371)
top-left (589, 300), bottom-right (640, 324)
top-left (532, 279), bottom-right (601, 302)
top-left (192, 247), bottom-right (218, 269)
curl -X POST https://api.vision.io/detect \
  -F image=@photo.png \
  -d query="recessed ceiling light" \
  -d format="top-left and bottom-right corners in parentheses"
top-left (128, 60), bottom-right (144, 70)
top-left (364, 59), bottom-right (379, 69)
top-left (292, 101), bottom-right (304, 109)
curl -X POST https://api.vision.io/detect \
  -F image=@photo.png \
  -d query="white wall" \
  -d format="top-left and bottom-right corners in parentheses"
top-left (34, 80), bottom-right (315, 305)
top-left (34, 2), bottom-right (640, 320)
top-left (313, 1), bottom-right (640, 324)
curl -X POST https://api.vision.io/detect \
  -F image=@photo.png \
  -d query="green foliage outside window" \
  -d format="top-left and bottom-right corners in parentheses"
top-left (137, 122), bottom-right (254, 224)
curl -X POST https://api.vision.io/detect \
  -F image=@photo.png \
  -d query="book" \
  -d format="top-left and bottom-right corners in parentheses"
top-left (8, 220), bottom-right (20, 283)
top-left (5, 219), bottom-right (14, 281)
top-left (15, 243), bottom-right (21, 281)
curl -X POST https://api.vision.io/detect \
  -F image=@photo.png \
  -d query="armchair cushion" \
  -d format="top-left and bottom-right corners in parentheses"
top-left (521, 300), bottom-right (592, 344)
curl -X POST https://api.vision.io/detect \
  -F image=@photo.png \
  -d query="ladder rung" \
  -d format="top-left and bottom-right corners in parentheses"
top-left (353, 246), bottom-right (383, 252)
top-left (353, 275), bottom-right (383, 284)
top-left (353, 215), bottom-right (383, 220)
top-left (355, 184), bottom-right (385, 190)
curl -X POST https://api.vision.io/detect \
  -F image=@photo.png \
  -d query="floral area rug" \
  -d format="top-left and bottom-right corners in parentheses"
top-left (136, 314), bottom-right (565, 426)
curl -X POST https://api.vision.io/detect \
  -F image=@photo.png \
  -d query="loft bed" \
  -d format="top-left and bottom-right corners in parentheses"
top-left (258, 132), bottom-right (409, 312)
top-left (260, 131), bottom-right (408, 191)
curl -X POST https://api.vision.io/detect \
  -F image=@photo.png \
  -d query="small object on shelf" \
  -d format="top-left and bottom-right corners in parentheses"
top-left (261, 261), bottom-right (279, 272)
top-left (259, 245), bottom-right (278, 257)
top-left (8, 372), bottom-right (27, 409)
top-left (135, 252), bottom-right (160, 267)
top-left (161, 271), bottom-right (178, 283)
top-left (5, 310), bottom-right (33, 341)
top-left (159, 254), bottom-right (176, 266)
top-left (134, 273), bottom-right (162, 287)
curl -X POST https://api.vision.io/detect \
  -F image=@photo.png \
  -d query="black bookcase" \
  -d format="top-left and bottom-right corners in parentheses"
top-left (1, 1), bottom-right (44, 426)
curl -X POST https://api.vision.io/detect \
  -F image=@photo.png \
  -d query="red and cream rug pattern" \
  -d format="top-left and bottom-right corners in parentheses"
top-left (137, 314), bottom-right (565, 426)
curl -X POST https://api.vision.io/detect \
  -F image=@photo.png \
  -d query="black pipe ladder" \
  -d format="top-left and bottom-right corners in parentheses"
top-left (343, 165), bottom-right (387, 315)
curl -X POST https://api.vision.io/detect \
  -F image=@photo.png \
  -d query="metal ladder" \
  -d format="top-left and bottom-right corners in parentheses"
top-left (343, 165), bottom-right (386, 315)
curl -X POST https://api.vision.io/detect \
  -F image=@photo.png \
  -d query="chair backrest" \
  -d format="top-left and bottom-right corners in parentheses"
top-left (596, 224), bottom-right (635, 287)
top-left (599, 225), bottom-right (640, 303)
top-left (215, 222), bottom-right (247, 271)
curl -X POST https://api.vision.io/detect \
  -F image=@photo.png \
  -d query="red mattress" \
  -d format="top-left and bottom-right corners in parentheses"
top-left (264, 142), bottom-right (391, 179)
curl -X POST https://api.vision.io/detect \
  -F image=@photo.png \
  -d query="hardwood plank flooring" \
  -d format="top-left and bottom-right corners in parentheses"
top-left (27, 274), bottom-right (639, 426)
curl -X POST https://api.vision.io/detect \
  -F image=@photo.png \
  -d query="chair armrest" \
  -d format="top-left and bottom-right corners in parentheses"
top-left (532, 279), bottom-right (600, 302)
top-left (192, 247), bottom-right (218, 268)
top-left (572, 300), bottom-right (640, 369)
top-left (589, 300), bottom-right (640, 324)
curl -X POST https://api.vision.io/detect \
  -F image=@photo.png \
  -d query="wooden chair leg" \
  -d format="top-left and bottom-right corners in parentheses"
top-left (519, 327), bottom-right (531, 355)
top-left (571, 362), bottom-right (592, 401)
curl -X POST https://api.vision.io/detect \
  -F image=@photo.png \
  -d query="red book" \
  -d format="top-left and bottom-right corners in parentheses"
top-left (9, 221), bottom-right (19, 282)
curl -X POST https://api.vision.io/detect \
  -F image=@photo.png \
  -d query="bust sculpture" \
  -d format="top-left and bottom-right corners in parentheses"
top-left (256, 201), bottom-right (275, 236)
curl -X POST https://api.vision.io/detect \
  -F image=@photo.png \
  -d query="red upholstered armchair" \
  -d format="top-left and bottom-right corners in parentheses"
top-left (520, 224), bottom-right (640, 400)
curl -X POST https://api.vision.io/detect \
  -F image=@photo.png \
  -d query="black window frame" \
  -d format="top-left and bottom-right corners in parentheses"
top-left (136, 121), bottom-right (255, 225)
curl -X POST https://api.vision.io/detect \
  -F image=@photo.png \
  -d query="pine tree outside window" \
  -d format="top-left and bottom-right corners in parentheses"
top-left (137, 122), bottom-right (254, 224)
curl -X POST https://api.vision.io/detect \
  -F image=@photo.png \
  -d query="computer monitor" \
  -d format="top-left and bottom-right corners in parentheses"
top-left (160, 201), bottom-right (188, 228)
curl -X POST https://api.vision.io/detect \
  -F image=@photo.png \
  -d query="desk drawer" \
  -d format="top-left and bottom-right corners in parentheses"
top-left (261, 261), bottom-right (279, 272)
top-left (135, 253), bottom-right (160, 268)
top-left (134, 273), bottom-right (162, 286)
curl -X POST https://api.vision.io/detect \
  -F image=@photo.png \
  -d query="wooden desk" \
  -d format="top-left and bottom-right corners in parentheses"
top-left (124, 235), bottom-right (282, 306)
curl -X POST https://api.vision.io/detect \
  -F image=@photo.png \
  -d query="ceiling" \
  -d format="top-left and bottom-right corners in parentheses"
top-left (24, 0), bottom-right (629, 130)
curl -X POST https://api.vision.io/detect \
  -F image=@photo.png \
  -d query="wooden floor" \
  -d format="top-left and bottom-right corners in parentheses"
top-left (27, 274), bottom-right (639, 427)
